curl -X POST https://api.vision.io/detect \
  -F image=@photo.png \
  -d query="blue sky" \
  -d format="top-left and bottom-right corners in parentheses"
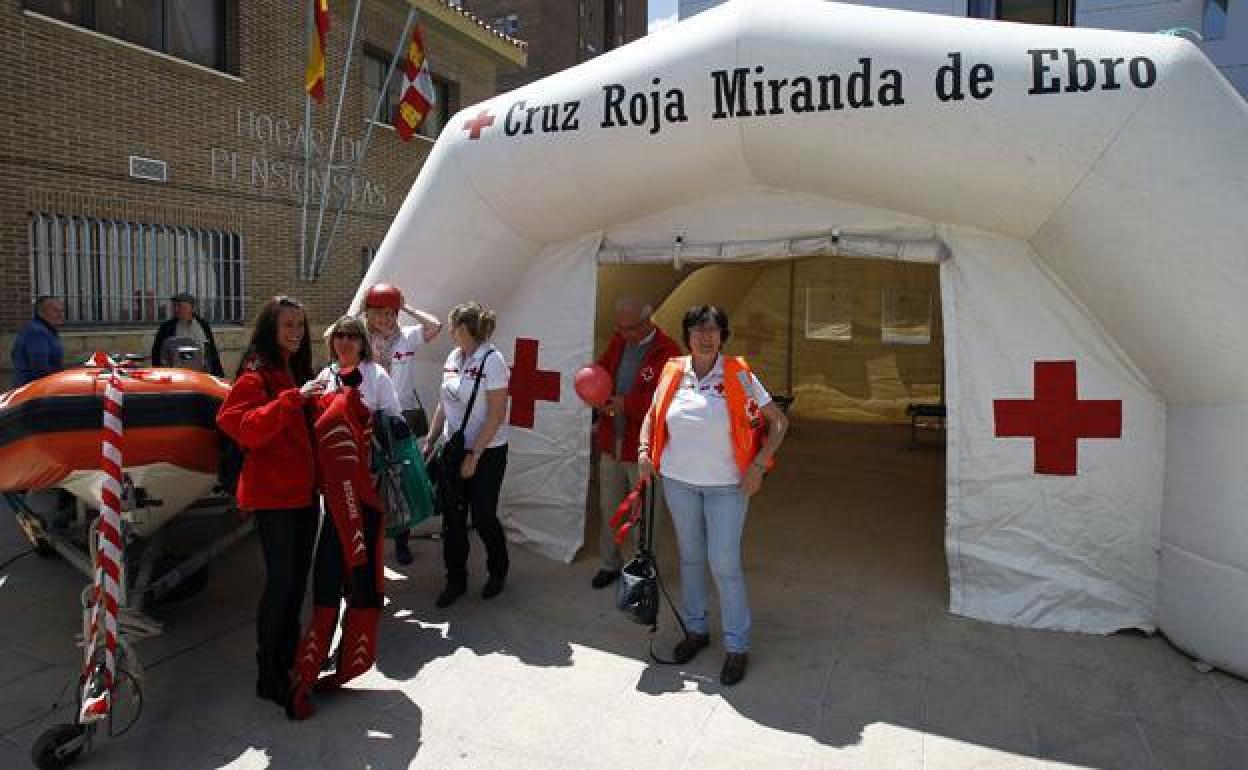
top-left (649, 0), bottom-right (679, 32)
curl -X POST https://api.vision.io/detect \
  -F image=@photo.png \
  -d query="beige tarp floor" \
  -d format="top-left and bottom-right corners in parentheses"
top-left (1, 421), bottom-right (1245, 768)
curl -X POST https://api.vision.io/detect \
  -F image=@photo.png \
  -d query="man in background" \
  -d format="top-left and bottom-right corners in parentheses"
top-left (591, 296), bottom-right (680, 589)
top-left (151, 292), bottom-right (224, 376)
top-left (11, 296), bottom-right (66, 387)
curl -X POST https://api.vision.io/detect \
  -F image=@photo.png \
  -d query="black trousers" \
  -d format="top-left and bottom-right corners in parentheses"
top-left (312, 504), bottom-right (383, 609)
top-left (254, 506), bottom-right (318, 675)
top-left (442, 445), bottom-right (509, 585)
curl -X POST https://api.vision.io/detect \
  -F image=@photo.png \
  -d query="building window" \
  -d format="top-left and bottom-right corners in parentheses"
top-left (605, 0), bottom-right (618, 49)
top-left (364, 48), bottom-right (457, 139)
top-left (418, 76), bottom-right (458, 140)
top-left (361, 245), bottom-right (378, 278)
top-left (363, 48), bottom-right (402, 125)
top-left (24, 0), bottom-right (229, 71)
top-left (1203, 0), bottom-right (1228, 40)
top-left (968, 0), bottom-right (1075, 26)
top-left (29, 213), bottom-right (245, 325)
top-left (491, 14), bottom-right (519, 35)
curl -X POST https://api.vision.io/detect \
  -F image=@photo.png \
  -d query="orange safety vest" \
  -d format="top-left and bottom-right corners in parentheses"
top-left (648, 355), bottom-right (774, 477)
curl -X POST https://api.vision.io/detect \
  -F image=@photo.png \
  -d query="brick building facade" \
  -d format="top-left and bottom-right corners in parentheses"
top-left (0, 0), bottom-right (524, 384)
top-left (461, 0), bottom-right (646, 91)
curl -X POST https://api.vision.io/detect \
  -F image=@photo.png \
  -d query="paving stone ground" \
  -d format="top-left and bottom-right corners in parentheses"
top-left (1, 420), bottom-right (1245, 769)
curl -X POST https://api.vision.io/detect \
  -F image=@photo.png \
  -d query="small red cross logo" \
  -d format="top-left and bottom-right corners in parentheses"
top-left (993, 361), bottom-right (1122, 476)
top-left (463, 109), bottom-right (495, 140)
top-left (508, 338), bottom-right (560, 429)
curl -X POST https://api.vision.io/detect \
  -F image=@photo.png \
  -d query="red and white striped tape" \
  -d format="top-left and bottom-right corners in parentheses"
top-left (79, 356), bottom-right (124, 723)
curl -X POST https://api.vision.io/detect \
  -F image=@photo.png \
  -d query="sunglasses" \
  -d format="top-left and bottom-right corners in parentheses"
top-left (332, 331), bottom-right (362, 339)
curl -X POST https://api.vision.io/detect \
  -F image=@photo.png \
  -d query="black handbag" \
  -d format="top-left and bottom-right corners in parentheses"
top-left (402, 390), bottom-right (429, 439)
top-left (615, 481), bottom-right (660, 627)
top-left (613, 480), bottom-right (695, 664)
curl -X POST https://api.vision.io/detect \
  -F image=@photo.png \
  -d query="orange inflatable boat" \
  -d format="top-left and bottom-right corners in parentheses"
top-left (0, 365), bottom-right (229, 537)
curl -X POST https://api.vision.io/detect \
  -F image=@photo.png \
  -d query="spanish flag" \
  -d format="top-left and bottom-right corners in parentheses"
top-left (305, 0), bottom-right (330, 102)
top-left (395, 23), bottom-right (436, 141)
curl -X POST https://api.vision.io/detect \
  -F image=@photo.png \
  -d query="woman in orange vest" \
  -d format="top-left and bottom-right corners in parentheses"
top-left (638, 305), bottom-right (788, 686)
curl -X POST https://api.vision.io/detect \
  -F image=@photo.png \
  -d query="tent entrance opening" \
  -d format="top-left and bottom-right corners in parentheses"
top-left (592, 255), bottom-right (948, 612)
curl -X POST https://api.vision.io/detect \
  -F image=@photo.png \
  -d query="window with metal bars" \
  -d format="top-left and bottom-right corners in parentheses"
top-left (28, 213), bottom-right (246, 326)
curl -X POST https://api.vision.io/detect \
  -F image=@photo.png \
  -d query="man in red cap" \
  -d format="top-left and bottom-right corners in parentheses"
top-left (362, 282), bottom-right (442, 564)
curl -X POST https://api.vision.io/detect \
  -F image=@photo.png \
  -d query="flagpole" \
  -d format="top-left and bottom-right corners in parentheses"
top-left (299, 0), bottom-right (315, 280)
top-left (314, 7), bottom-right (417, 277)
top-left (309, 0), bottom-right (363, 280)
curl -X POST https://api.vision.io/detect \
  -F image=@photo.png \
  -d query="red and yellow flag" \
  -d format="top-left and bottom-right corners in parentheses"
top-left (395, 23), bottom-right (437, 141)
top-left (305, 0), bottom-right (330, 102)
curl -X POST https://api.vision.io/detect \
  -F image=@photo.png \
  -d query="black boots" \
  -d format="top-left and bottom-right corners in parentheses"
top-left (481, 574), bottom-right (505, 599)
top-left (671, 633), bottom-right (710, 664)
top-left (435, 582), bottom-right (466, 608)
top-left (720, 652), bottom-right (749, 686)
top-left (591, 569), bottom-right (620, 589)
top-left (394, 532), bottom-right (413, 566)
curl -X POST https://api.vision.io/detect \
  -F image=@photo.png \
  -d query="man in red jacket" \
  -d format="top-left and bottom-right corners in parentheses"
top-left (592, 296), bottom-right (681, 589)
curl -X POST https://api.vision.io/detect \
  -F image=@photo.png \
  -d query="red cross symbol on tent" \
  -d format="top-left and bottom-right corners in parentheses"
top-left (993, 360), bottom-right (1122, 476)
top-left (509, 338), bottom-right (560, 429)
top-left (463, 109), bottom-right (495, 140)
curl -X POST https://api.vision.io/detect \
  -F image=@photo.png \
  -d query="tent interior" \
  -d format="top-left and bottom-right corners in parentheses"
top-left (589, 256), bottom-right (949, 608)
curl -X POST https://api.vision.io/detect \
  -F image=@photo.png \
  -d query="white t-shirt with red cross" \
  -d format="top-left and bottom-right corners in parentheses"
top-left (440, 345), bottom-right (510, 449)
top-left (659, 355), bottom-right (772, 487)
top-left (314, 360), bottom-right (402, 418)
top-left (372, 324), bottom-right (427, 412)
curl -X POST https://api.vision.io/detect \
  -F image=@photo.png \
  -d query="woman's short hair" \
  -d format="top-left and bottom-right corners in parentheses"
top-left (323, 315), bottom-right (373, 361)
top-left (681, 304), bottom-right (731, 348)
top-left (448, 301), bottom-right (497, 343)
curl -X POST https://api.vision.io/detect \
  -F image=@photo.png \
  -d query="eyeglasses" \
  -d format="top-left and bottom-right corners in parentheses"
top-left (276, 295), bottom-right (303, 309)
top-left (332, 331), bottom-right (362, 339)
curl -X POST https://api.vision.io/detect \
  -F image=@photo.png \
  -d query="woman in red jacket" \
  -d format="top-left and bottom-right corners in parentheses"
top-left (216, 296), bottom-right (325, 708)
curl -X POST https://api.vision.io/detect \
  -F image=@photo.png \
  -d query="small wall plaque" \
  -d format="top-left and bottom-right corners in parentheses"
top-left (128, 156), bottom-right (168, 183)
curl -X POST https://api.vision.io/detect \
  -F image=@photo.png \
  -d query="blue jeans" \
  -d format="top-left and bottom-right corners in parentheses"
top-left (662, 476), bottom-right (751, 653)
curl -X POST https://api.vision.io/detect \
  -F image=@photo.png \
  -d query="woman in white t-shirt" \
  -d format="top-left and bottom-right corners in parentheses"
top-left (638, 305), bottom-right (788, 687)
top-left (362, 282), bottom-right (442, 565)
top-left (314, 315), bottom-right (402, 417)
top-left (424, 301), bottom-right (511, 608)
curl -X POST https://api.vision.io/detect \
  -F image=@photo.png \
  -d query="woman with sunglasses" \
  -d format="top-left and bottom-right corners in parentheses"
top-left (286, 315), bottom-right (397, 719)
top-left (216, 296), bottom-right (325, 710)
top-left (313, 315), bottom-right (401, 417)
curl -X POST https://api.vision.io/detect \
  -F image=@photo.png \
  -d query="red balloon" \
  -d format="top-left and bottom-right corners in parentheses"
top-left (574, 364), bottom-right (613, 408)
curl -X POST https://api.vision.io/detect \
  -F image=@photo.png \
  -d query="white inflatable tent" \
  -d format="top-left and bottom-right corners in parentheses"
top-left (359, 0), bottom-right (1248, 677)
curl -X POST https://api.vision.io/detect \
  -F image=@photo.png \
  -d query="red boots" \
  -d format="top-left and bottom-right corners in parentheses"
top-left (287, 606), bottom-right (336, 721)
top-left (287, 606), bottom-right (381, 719)
top-left (315, 607), bottom-right (381, 692)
